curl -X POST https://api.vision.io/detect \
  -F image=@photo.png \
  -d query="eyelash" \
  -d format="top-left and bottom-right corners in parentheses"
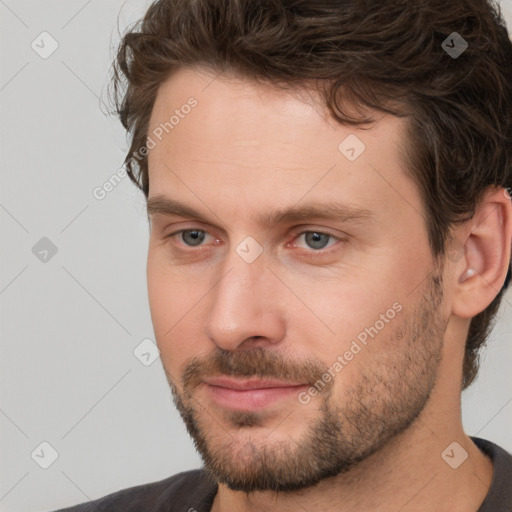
top-left (166, 228), bottom-right (343, 258)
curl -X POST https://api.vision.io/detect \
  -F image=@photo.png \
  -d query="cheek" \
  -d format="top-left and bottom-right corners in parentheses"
top-left (147, 253), bottom-right (172, 334)
top-left (147, 246), bottom-right (196, 329)
top-left (287, 268), bottom-right (401, 342)
top-left (147, 254), bottom-right (192, 369)
top-left (282, 257), bottom-right (416, 376)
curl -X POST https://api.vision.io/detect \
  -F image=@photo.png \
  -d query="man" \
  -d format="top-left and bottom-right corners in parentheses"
top-left (55, 0), bottom-right (512, 510)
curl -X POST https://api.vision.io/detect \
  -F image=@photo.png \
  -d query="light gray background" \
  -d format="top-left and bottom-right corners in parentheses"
top-left (1, 1), bottom-right (511, 511)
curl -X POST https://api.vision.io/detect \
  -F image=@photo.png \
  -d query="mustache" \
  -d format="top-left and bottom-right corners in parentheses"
top-left (180, 347), bottom-right (332, 393)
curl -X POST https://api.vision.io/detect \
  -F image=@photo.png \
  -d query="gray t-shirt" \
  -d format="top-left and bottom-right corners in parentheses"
top-left (52, 437), bottom-right (512, 511)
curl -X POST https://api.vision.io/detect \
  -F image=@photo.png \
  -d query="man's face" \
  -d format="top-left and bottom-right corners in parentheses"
top-left (146, 68), bottom-right (449, 491)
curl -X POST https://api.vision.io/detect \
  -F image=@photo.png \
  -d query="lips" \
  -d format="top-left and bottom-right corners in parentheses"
top-left (204, 376), bottom-right (305, 390)
top-left (202, 376), bottom-right (308, 411)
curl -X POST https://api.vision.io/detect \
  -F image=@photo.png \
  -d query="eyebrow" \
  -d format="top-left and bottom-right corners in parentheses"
top-left (146, 195), bottom-right (375, 227)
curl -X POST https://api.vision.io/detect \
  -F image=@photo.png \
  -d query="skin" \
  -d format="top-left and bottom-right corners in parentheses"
top-left (145, 67), bottom-right (511, 512)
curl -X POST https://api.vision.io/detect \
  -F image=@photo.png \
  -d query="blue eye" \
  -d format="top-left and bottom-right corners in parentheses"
top-left (300, 231), bottom-right (334, 250)
top-left (181, 230), bottom-right (206, 246)
top-left (169, 229), bottom-right (338, 255)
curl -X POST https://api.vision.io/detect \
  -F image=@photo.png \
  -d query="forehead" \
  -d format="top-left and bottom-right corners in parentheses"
top-left (148, 66), bottom-right (404, 159)
top-left (149, 67), bottom-right (339, 160)
top-left (146, 67), bottom-right (422, 230)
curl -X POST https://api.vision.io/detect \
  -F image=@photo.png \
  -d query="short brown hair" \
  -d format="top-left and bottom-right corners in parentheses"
top-left (111, 0), bottom-right (512, 389)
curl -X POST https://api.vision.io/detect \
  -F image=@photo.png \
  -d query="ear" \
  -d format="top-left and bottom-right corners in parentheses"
top-left (450, 187), bottom-right (512, 319)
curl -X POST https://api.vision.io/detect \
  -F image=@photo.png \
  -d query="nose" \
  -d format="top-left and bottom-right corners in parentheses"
top-left (204, 251), bottom-right (286, 351)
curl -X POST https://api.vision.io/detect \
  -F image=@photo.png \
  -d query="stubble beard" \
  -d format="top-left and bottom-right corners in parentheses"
top-left (166, 269), bottom-right (446, 492)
